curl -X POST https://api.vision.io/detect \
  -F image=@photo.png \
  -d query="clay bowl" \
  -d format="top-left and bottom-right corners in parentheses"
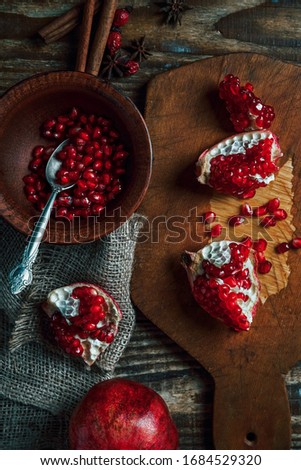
top-left (0, 71), bottom-right (152, 243)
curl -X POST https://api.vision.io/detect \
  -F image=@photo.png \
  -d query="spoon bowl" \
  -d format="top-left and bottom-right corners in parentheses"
top-left (45, 138), bottom-right (75, 191)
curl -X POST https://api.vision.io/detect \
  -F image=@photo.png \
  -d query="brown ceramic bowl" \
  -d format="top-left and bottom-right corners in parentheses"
top-left (0, 71), bottom-right (152, 243)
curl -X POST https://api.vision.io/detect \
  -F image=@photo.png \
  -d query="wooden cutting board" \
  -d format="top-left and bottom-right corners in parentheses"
top-left (131, 53), bottom-right (301, 450)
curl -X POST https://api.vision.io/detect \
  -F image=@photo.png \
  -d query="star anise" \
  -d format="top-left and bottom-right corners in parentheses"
top-left (100, 51), bottom-right (127, 80)
top-left (127, 36), bottom-right (152, 63)
top-left (155, 0), bottom-right (192, 26)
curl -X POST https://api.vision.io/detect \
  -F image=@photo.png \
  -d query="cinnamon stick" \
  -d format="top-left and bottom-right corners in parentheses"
top-left (85, 0), bottom-right (118, 76)
top-left (75, 0), bottom-right (96, 72)
top-left (37, 1), bottom-right (100, 45)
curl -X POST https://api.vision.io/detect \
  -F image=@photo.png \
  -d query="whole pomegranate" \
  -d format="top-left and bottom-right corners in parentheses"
top-left (69, 378), bottom-right (179, 450)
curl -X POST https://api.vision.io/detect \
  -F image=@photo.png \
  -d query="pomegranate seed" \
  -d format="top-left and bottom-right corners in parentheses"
top-left (228, 215), bottom-right (245, 226)
top-left (210, 224), bottom-right (223, 238)
top-left (241, 203), bottom-right (253, 216)
top-left (275, 242), bottom-right (290, 254)
top-left (253, 206), bottom-right (267, 217)
top-left (258, 260), bottom-right (272, 274)
top-left (252, 238), bottom-right (267, 252)
top-left (256, 251), bottom-right (266, 263)
top-left (43, 118), bottom-right (56, 129)
top-left (241, 236), bottom-right (253, 248)
top-left (290, 237), bottom-right (301, 249)
top-left (203, 211), bottom-right (216, 224)
top-left (260, 215), bottom-right (276, 227)
top-left (267, 198), bottom-right (280, 213)
top-left (273, 209), bottom-right (288, 221)
top-left (33, 146), bottom-right (45, 157)
top-left (91, 204), bottom-right (105, 215)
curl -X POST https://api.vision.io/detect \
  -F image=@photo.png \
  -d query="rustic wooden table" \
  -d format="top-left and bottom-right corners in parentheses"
top-left (0, 0), bottom-right (300, 450)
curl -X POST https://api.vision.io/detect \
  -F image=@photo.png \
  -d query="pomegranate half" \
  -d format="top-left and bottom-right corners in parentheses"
top-left (196, 130), bottom-right (282, 199)
top-left (42, 283), bottom-right (122, 366)
top-left (69, 378), bottom-right (179, 450)
top-left (182, 240), bottom-right (260, 331)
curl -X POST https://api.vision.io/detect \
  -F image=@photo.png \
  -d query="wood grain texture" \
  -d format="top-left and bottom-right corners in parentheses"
top-left (0, 0), bottom-right (301, 450)
top-left (131, 53), bottom-right (301, 449)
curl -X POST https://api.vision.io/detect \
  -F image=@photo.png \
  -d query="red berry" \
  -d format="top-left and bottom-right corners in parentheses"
top-left (107, 31), bottom-right (122, 56)
top-left (113, 7), bottom-right (132, 27)
top-left (124, 60), bottom-right (140, 76)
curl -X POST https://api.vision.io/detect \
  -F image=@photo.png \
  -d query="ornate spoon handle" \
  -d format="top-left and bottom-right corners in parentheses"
top-left (9, 189), bottom-right (59, 294)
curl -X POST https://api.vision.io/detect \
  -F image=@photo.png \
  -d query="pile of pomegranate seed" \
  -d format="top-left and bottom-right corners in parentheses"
top-left (43, 283), bottom-right (122, 365)
top-left (240, 197), bottom-right (287, 228)
top-left (219, 74), bottom-right (275, 132)
top-left (23, 107), bottom-right (128, 219)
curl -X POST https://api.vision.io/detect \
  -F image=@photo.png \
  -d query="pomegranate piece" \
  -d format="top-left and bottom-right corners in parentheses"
top-left (196, 131), bottom-right (282, 199)
top-left (182, 240), bottom-right (260, 331)
top-left (219, 74), bottom-right (275, 132)
top-left (69, 378), bottom-right (178, 450)
top-left (275, 242), bottom-right (290, 254)
top-left (42, 283), bottom-right (122, 366)
top-left (290, 237), bottom-right (301, 249)
top-left (203, 211), bottom-right (216, 224)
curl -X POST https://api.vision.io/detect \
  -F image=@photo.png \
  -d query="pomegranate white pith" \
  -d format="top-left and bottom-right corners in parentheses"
top-left (43, 283), bottom-right (122, 366)
top-left (196, 131), bottom-right (283, 199)
top-left (182, 241), bottom-right (260, 331)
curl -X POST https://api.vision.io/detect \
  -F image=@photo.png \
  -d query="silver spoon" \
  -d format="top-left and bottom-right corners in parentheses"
top-left (9, 139), bottom-right (75, 295)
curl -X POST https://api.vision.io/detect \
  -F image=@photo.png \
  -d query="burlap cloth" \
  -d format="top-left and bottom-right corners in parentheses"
top-left (0, 214), bottom-right (143, 449)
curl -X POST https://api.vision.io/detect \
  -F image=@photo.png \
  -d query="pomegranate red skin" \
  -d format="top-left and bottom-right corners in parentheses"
top-left (69, 378), bottom-right (179, 450)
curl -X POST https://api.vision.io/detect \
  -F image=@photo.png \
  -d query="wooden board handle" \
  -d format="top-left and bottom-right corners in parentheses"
top-left (213, 369), bottom-right (291, 449)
